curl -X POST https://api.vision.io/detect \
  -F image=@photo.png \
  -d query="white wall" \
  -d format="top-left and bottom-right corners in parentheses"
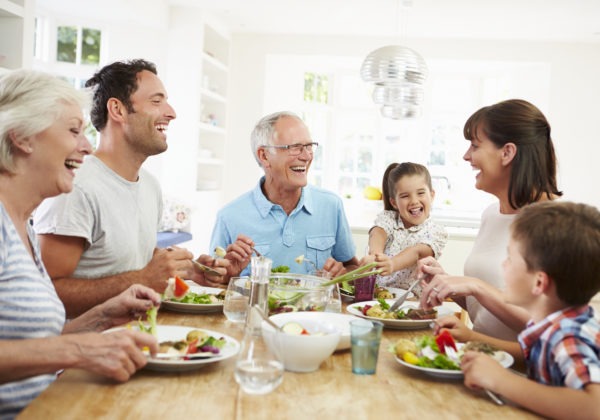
top-left (224, 34), bottom-right (600, 212)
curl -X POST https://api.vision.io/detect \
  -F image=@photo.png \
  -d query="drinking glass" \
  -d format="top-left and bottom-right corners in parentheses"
top-left (353, 274), bottom-right (377, 302)
top-left (350, 319), bottom-right (383, 375)
top-left (223, 276), bottom-right (250, 323)
top-left (311, 269), bottom-right (341, 313)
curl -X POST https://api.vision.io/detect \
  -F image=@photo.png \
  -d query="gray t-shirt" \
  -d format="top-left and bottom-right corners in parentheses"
top-left (33, 155), bottom-right (162, 279)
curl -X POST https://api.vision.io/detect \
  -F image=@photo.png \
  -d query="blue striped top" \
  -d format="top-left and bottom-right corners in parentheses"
top-left (0, 203), bottom-right (65, 419)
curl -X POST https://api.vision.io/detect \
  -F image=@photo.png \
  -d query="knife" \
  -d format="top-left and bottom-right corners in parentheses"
top-left (386, 277), bottom-right (421, 313)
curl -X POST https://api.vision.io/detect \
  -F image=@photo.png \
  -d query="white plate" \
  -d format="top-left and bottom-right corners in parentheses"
top-left (269, 311), bottom-right (360, 351)
top-left (394, 346), bottom-right (514, 379)
top-left (160, 282), bottom-right (224, 314)
top-left (139, 325), bottom-right (239, 372)
top-left (345, 300), bottom-right (457, 330)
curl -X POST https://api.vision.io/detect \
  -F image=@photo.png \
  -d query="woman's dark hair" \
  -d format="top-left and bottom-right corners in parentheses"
top-left (381, 162), bottom-right (432, 211)
top-left (463, 99), bottom-right (562, 210)
top-left (85, 59), bottom-right (157, 131)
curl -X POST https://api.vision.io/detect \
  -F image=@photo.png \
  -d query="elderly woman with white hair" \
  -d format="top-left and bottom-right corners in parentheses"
top-left (0, 69), bottom-right (160, 418)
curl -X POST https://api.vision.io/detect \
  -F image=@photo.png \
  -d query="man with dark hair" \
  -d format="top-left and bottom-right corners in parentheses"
top-left (34, 59), bottom-right (224, 317)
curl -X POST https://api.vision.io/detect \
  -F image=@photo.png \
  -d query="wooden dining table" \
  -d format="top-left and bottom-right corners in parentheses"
top-left (19, 303), bottom-right (541, 419)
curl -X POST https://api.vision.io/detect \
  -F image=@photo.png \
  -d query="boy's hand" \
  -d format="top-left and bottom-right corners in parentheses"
top-left (431, 315), bottom-right (474, 343)
top-left (461, 351), bottom-right (506, 391)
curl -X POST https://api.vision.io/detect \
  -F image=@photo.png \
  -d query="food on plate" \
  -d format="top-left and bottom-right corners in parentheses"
top-left (357, 299), bottom-right (437, 320)
top-left (158, 329), bottom-right (227, 357)
top-left (374, 287), bottom-right (394, 299)
top-left (392, 332), bottom-right (501, 371)
top-left (169, 290), bottom-right (226, 304)
top-left (163, 276), bottom-right (190, 301)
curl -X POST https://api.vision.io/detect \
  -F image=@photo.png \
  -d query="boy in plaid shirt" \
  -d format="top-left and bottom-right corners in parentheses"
top-left (461, 201), bottom-right (600, 417)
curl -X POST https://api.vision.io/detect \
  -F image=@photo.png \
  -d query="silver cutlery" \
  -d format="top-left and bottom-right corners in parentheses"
top-left (386, 277), bottom-right (421, 313)
top-left (191, 259), bottom-right (223, 276)
top-left (151, 352), bottom-right (217, 360)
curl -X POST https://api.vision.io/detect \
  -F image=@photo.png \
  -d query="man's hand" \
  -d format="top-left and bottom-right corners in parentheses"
top-left (141, 247), bottom-right (195, 291)
top-left (190, 255), bottom-right (230, 287)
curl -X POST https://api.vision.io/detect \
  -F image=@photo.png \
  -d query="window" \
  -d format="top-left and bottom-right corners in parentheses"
top-left (33, 15), bottom-right (106, 148)
top-left (265, 55), bottom-right (551, 226)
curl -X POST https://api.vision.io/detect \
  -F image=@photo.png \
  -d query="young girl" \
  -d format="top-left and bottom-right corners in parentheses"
top-left (362, 162), bottom-right (447, 296)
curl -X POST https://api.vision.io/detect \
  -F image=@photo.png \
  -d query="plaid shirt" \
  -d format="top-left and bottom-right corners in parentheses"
top-left (518, 306), bottom-right (600, 389)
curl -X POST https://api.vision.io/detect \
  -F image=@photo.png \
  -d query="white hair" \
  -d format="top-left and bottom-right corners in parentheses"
top-left (0, 69), bottom-right (90, 174)
top-left (250, 111), bottom-right (303, 167)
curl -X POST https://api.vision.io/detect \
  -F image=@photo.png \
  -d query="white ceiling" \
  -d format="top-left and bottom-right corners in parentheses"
top-left (170, 0), bottom-right (600, 43)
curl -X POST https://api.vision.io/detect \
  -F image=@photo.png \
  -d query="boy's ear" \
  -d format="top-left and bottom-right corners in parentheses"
top-left (532, 271), bottom-right (551, 296)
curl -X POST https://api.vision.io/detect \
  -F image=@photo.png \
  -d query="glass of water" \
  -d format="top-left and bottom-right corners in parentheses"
top-left (350, 319), bottom-right (383, 375)
top-left (223, 277), bottom-right (250, 323)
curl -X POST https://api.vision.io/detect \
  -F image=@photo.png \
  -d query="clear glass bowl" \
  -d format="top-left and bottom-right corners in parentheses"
top-left (268, 273), bottom-right (333, 315)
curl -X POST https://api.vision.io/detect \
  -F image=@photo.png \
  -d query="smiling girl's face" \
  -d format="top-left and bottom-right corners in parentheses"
top-left (389, 174), bottom-right (435, 228)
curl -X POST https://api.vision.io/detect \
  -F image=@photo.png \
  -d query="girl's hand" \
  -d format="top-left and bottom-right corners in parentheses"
top-left (374, 253), bottom-right (394, 276)
top-left (358, 254), bottom-right (376, 266)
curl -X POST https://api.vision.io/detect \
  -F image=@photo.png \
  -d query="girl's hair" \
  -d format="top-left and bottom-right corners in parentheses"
top-left (463, 99), bottom-right (562, 210)
top-left (511, 201), bottom-right (600, 305)
top-left (382, 162), bottom-right (433, 211)
top-left (250, 111), bottom-right (303, 167)
top-left (0, 69), bottom-right (89, 174)
top-left (85, 59), bottom-right (157, 131)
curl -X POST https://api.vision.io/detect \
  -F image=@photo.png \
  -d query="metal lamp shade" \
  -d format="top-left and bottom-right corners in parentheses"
top-left (361, 45), bottom-right (428, 119)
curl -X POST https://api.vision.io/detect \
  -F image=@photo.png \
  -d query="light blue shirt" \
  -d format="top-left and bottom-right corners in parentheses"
top-left (210, 178), bottom-right (356, 276)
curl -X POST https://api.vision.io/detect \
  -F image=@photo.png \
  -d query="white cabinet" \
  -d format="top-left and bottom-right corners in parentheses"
top-left (0, 0), bottom-right (33, 73)
top-left (196, 23), bottom-right (229, 192)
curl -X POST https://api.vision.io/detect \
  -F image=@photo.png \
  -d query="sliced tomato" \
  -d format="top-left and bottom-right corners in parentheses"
top-left (174, 275), bottom-right (190, 299)
top-left (361, 304), bottom-right (372, 316)
top-left (435, 330), bottom-right (457, 354)
top-left (186, 338), bottom-right (199, 355)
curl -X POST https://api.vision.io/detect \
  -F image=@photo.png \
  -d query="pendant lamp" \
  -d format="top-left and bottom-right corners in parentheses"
top-left (360, 45), bottom-right (428, 119)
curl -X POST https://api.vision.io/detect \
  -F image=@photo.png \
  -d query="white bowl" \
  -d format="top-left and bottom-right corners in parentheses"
top-left (262, 316), bottom-right (341, 372)
top-left (269, 311), bottom-right (357, 351)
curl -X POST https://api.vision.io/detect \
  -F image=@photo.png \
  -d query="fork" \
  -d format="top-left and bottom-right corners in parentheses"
top-left (444, 345), bottom-right (504, 406)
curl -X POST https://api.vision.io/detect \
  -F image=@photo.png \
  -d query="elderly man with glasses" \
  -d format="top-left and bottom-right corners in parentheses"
top-left (209, 111), bottom-right (359, 280)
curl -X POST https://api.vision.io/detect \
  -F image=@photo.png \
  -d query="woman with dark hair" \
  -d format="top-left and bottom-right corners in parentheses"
top-left (419, 99), bottom-right (562, 341)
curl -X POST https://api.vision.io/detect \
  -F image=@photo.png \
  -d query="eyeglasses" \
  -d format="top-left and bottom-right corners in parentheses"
top-left (261, 142), bottom-right (319, 156)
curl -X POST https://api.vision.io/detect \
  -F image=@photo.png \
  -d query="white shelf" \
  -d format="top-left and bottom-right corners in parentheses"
top-left (198, 122), bottom-right (226, 134)
top-left (201, 87), bottom-right (226, 103)
top-left (202, 52), bottom-right (228, 73)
